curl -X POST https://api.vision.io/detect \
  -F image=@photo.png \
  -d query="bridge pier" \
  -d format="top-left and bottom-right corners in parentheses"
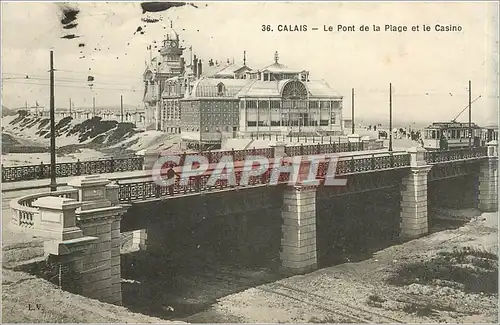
top-left (400, 147), bottom-right (432, 239)
top-left (67, 176), bottom-right (125, 305)
top-left (478, 141), bottom-right (498, 212)
top-left (280, 184), bottom-right (317, 274)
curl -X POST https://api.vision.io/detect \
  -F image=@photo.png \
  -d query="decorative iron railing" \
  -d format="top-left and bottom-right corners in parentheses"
top-left (10, 189), bottom-right (79, 229)
top-left (118, 152), bottom-right (411, 203)
top-left (2, 156), bottom-right (145, 183)
top-left (423, 147), bottom-right (488, 164)
top-left (2, 141), bottom-right (371, 183)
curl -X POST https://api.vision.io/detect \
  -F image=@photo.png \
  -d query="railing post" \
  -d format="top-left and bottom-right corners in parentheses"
top-left (317, 143), bottom-right (321, 155)
top-left (300, 144), bottom-right (304, 156)
top-left (350, 157), bottom-right (355, 172)
top-left (390, 151), bottom-right (394, 168)
top-left (253, 147), bottom-right (257, 156)
top-left (371, 154), bottom-right (376, 170)
top-left (231, 148), bottom-right (236, 162)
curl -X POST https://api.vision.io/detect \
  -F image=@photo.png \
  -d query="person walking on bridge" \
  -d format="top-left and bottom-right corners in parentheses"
top-left (166, 164), bottom-right (180, 196)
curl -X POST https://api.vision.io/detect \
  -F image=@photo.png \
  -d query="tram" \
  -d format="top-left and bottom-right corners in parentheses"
top-left (423, 121), bottom-right (484, 150)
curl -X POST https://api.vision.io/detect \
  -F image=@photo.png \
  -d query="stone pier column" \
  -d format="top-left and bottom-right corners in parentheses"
top-left (280, 184), bottom-right (317, 274)
top-left (478, 140), bottom-right (498, 212)
top-left (33, 196), bottom-right (98, 296)
top-left (400, 147), bottom-right (432, 239)
top-left (68, 175), bottom-right (126, 305)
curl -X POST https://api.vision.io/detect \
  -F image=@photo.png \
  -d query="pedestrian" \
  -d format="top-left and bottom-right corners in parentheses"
top-left (166, 164), bottom-right (180, 196)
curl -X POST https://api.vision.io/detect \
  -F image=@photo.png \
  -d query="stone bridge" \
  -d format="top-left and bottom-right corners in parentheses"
top-left (9, 141), bottom-right (498, 306)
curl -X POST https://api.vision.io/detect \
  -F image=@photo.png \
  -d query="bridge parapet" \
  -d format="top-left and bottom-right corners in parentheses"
top-left (118, 151), bottom-right (411, 203)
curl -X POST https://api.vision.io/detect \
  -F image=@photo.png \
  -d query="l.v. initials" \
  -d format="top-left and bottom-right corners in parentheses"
top-left (27, 304), bottom-right (42, 311)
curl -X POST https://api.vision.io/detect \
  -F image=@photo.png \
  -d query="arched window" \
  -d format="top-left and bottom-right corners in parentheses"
top-left (282, 80), bottom-right (308, 99)
top-left (217, 83), bottom-right (225, 96)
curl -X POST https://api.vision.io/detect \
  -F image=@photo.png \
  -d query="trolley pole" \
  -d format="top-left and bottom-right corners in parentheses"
top-left (468, 80), bottom-right (472, 148)
top-left (351, 88), bottom-right (355, 134)
top-left (49, 50), bottom-right (57, 192)
top-left (389, 83), bottom-right (393, 152)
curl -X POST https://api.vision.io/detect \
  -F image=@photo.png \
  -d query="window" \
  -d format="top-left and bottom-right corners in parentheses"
top-left (205, 126), bottom-right (209, 132)
top-left (217, 83), bottom-right (225, 96)
top-left (225, 126), bottom-right (229, 132)
top-left (258, 101), bottom-right (269, 109)
top-left (282, 80), bottom-right (308, 99)
top-left (309, 101), bottom-right (318, 109)
top-left (264, 73), bottom-right (269, 81)
top-left (246, 101), bottom-right (257, 109)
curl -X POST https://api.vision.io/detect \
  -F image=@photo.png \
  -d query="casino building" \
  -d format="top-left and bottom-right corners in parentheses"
top-left (143, 26), bottom-right (344, 147)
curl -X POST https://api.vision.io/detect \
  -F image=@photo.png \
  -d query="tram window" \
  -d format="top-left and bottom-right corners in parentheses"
top-left (432, 130), bottom-right (436, 138)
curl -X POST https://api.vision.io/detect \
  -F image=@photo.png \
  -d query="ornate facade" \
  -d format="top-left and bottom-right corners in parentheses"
top-left (144, 30), bottom-right (344, 146)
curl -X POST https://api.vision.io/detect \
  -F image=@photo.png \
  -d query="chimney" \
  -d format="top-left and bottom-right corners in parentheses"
top-left (193, 55), bottom-right (198, 77)
top-left (197, 59), bottom-right (202, 78)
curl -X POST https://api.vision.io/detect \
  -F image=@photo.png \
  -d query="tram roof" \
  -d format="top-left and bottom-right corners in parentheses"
top-left (424, 121), bottom-right (481, 129)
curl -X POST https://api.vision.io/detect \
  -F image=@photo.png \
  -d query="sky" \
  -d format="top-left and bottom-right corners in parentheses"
top-left (1, 1), bottom-right (498, 126)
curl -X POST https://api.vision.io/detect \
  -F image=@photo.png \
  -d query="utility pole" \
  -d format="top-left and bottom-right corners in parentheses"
top-left (49, 50), bottom-right (57, 192)
top-left (351, 88), bottom-right (355, 134)
top-left (69, 98), bottom-right (72, 117)
top-left (93, 97), bottom-right (96, 117)
top-left (468, 80), bottom-right (472, 148)
top-left (389, 83), bottom-right (393, 152)
top-left (120, 95), bottom-right (124, 123)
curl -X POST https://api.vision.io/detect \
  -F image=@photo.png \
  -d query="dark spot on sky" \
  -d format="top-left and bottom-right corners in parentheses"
top-left (140, 2), bottom-right (189, 14)
top-left (61, 34), bottom-right (80, 39)
top-left (59, 5), bottom-right (80, 25)
top-left (78, 43), bottom-right (85, 47)
top-left (63, 23), bottom-right (78, 29)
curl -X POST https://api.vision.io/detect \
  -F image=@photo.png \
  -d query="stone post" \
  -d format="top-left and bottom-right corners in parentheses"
top-left (270, 141), bottom-right (287, 158)
top-left (143, 149), bottom-right (160, 170)
top-left (400, 147), bottom-right (432, 239)
top-left (32, 197), bottom-right (83, 241)
top-left (68, 175), bottom-right (126, 305)
top-left (280, 183), bottom-right (317, 274)
top-left (35, 197), bottom-right (98, 295)
top-left (478, 140), bottom-right (498, 212)
top-left (361, 135), bottom-right (370, 150)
